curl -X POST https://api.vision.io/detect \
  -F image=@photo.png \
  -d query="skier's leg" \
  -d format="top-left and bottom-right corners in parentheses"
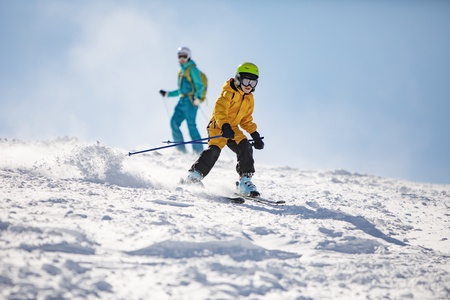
top-left (189, 145), bottom-right (221, 177)
top-left (170, 102), bottom-right (187, 153)
top-left (186, 124), bottom-right (227, 181)
top-left (185, 103), bottom-right (203, 154)
top-left (227, 139), bottom-right (255, 176)
top-left (228, 139), bottom-right (258, 196)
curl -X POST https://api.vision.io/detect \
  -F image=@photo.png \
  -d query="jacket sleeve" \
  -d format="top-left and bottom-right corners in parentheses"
top-left (213, 89), bottom-right (234, 128)
top-left (189, 67), bottom-right (204, 99)
top-left (240, 96), bottom-right (257, 134)
top-left (167, 90), bottom-right (180, 97)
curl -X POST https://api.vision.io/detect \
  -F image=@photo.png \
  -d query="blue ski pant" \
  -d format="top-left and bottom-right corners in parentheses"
top-left (170, 97), bottom-right (204, 154)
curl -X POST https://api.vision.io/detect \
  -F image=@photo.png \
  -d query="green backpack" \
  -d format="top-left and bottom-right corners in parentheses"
top-left (179, 65), bottom-right (208, 102)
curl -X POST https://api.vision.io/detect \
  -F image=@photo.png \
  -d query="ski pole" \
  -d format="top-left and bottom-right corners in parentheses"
top-left (162, 136), bottom-right (264, 145)
top-left (128, 135), bottom-right (221, 156)
top-left (162, 137), bottom-right (216, 145)
top-left (162, 95), bottom-right (171, 119)
top-left (199, 106), bottom-right (210, 122)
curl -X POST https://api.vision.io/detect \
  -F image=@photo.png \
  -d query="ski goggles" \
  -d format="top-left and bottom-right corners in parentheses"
top-left (241, 77), bottom-right (258, 88)
top-left (178, 55), bottom-right (188, 59)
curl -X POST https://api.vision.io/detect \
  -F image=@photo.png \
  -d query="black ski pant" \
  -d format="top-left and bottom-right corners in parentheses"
top-left (189, 139), bottom-right (255, 177)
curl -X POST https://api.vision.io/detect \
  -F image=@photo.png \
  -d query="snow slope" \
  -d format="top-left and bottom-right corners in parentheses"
top-left (1, 137), bottom-right (449, 299)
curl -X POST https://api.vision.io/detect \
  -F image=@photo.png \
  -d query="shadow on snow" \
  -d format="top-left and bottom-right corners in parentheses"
top-left (242, 201), bottom-right (407, 247)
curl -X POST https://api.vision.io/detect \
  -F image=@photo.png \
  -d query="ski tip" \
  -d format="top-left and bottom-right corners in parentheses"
top-left (220, 196), bottom-right (245, 204)
top-left (230, 197), bottom-right (245, 204)
top-left (249, 191), bottom-right (260, 197)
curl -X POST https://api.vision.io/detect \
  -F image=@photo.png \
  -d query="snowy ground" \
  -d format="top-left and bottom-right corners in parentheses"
top-left (1, 137), bottom-right (449, 299)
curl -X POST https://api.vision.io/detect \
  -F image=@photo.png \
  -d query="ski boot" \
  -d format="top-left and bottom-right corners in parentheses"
top-left (181, 170), bottom-right (204, 187)
top-left (238, 173), bottom-right (260, 197)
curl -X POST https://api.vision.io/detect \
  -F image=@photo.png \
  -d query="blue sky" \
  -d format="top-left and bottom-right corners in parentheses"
top-left (1, 0), bottom-right (449, 184)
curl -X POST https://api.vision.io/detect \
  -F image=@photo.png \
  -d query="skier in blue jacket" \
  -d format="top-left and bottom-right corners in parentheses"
top-left (159, 47), bottom-right (205, 154)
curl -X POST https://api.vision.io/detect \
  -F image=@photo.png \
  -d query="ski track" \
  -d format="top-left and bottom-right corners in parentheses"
top-left (0, 138), bottom-right (449, 299)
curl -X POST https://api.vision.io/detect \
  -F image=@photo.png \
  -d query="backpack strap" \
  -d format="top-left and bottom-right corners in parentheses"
top-left (183, 64), bottom-right (194, 83)
top-left (179, 65), bottom-right (195, 98)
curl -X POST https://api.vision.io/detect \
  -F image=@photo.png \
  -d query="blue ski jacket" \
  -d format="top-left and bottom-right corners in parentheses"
top-left (167, 59), bottom-right (204, 100)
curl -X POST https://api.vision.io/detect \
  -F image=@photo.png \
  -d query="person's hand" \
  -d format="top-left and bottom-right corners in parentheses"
top-left (251, 131), bottom-right (264, 150)
top-left (192, 98), bottom-right (201, 106)
top-left (221, 123), bottom-right (235, 139)
top-left (159, 90), bottom-right (167, 98)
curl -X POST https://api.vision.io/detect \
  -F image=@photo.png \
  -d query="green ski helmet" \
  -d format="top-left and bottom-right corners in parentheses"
top-left (235, 62), bottom-right (259, 91)
top-left (236, 62), bottom-right (259, 78)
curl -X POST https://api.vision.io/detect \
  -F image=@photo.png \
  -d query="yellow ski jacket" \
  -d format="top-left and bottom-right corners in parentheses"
top-left (208, 78), bottom-right (258, 148)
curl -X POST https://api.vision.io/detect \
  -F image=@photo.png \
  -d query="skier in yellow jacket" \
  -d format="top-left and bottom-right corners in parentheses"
top-left (184, 62), bottom-right (264, 196)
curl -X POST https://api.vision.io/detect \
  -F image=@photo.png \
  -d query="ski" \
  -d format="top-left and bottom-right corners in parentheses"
top-left (220, 196), bottom-right (246, 204)
top-left (234, 181), bottom-right (285, 205)
top-left (236, 194), bottom-right (286, 206)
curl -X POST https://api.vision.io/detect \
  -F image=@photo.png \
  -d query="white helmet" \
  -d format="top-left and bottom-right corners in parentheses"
top-left (177, 46), bottom-right (191, 59)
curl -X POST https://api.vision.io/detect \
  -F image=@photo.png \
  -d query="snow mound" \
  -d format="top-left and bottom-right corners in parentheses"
top-left (1, 137), bottom-right (152, 188)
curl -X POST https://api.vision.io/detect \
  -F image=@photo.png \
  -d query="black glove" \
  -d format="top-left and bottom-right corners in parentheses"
top-left (159, 90), bottom-right (167, 97)
top-left (251, 131), bottom-right (264, 150)
top-left (221, 123), bottom-right (235, 139)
